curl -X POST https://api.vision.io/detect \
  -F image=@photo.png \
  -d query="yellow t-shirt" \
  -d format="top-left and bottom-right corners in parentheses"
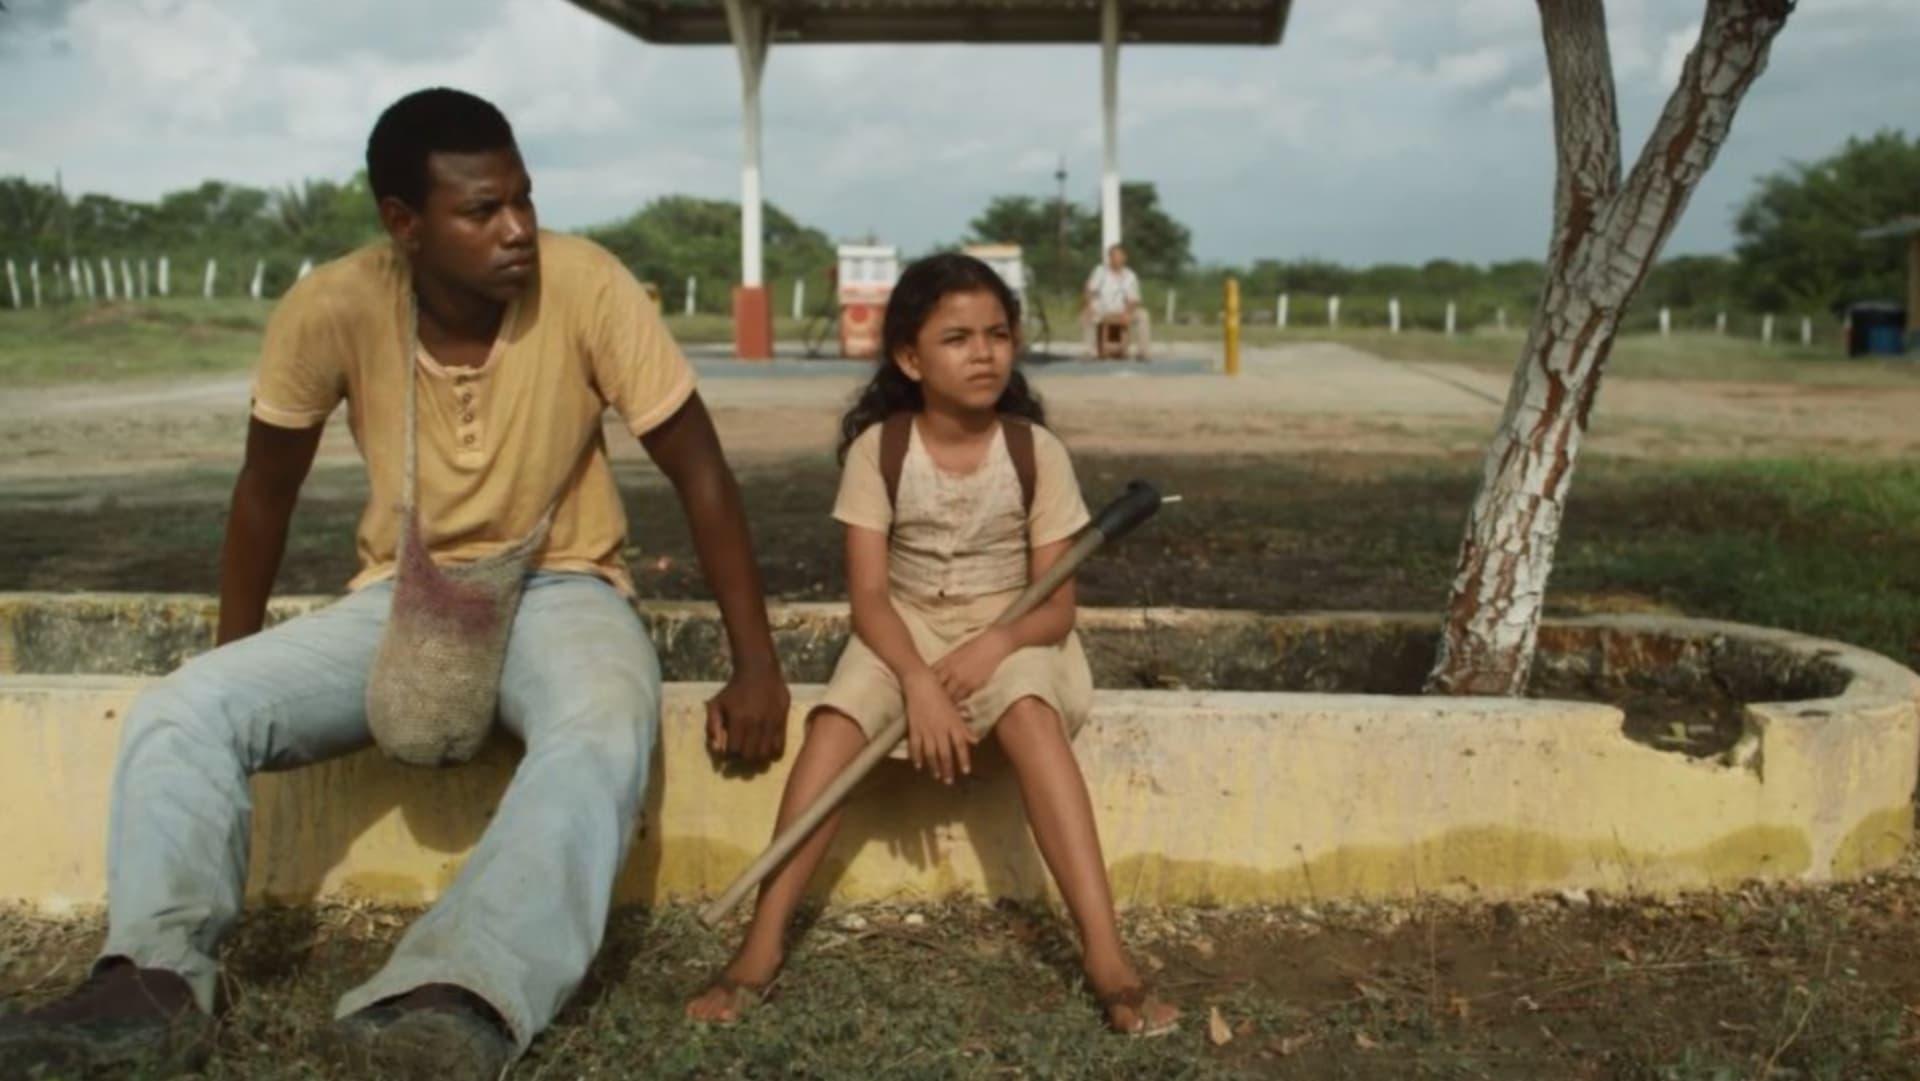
top-left (250, 232), bottom-right (695, 596)
top-left (831, 418), bottom-right (1091, 603)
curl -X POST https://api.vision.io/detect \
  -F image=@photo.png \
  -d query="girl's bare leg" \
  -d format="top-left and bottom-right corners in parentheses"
top-left (686, 710), bottom-right (870, 1023)
top-left (994, 697), bottom-right (1178, 1033)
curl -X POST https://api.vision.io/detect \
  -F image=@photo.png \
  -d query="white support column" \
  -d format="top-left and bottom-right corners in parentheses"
top-left (1099, 0), bottom-right (1122, 253)
top-left (724, 0), bottom-right (770, 290)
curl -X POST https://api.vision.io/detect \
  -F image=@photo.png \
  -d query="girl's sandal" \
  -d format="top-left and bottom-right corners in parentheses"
top-left (687, 973), bottom-right (775, 1026)
top-left (1096, 984), bottom-right (1180, 1038)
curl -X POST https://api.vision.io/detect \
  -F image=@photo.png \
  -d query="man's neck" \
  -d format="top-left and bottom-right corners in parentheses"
top-left (412, 267), bottom-right (504, 344)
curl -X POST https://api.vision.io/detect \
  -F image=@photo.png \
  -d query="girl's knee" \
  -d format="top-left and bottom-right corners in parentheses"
top-left (804, 707), bottom-right (869, 748)
top-left (993, 696), bottom-right (1062, 744)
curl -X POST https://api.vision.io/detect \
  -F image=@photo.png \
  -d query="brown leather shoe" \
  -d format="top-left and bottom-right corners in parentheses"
top-left (312, 983), bottom-right (514, 1081)
top-left (0, 958), bottom-right (215, 1077)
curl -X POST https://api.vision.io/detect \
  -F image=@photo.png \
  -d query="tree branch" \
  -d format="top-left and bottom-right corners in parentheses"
top-left (1539, 0), bottom-right (1622, 262)
top-left (1597, 0), bottom-right (1794, 298)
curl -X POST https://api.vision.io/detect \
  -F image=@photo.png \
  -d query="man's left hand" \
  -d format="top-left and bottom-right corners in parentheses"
top-left (706, 665), bottom-right (791, 764)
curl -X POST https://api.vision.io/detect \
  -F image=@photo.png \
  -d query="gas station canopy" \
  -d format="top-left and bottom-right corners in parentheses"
top-left (567, 0), bottom-right (1289, 45)
top-left (563, 0), bottom-right (1293, 358)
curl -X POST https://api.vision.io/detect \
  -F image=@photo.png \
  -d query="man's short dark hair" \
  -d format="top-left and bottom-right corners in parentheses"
top-left (366, 88), bottom-right (517, 209)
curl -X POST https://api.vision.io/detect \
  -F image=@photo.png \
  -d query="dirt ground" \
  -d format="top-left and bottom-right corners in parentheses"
top-left (4, 344), bottom-right (1920, 488)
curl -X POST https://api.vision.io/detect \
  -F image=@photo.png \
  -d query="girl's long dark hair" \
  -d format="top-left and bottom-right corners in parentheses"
top-left (837, 252), bottom-right (1046, 461)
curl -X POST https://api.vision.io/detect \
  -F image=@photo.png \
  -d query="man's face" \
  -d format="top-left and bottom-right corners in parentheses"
top-left (388, 146), bottom-right (539, 302)
top-left (1108, 246), bottom-right (1128, 271)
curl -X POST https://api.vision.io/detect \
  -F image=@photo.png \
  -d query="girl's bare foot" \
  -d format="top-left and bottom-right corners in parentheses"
top-left (1086, 956), bottom-right (1180, 1037)
top-left (685, 947), bottom-right (784, 1025)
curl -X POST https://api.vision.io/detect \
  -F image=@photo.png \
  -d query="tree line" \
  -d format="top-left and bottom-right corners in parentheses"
top-left (2, 129), bottom-right (1910, 321)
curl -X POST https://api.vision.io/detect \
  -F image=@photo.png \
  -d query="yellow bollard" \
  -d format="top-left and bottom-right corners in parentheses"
top-left (1224, 277), bottom-right (1241, 376)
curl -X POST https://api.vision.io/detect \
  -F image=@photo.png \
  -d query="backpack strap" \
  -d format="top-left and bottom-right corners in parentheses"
top-left (1002, 417), bottom-right (1037, 517)
top-left (880, 412), bottom-right (912, 509)
top-left (880, 411), bottom-right (1036, 517)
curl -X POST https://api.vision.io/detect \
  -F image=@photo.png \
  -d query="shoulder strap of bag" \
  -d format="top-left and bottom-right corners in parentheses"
top-left (880, 412), bottom-right (912, 509)
top-left (1002, 416), bottom-right (1037, 517)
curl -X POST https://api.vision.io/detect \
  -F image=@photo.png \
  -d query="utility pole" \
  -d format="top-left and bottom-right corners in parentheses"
top-left (1052, 155), bottom-right (1069, 297)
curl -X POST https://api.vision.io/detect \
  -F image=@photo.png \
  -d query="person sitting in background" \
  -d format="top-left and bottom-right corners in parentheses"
top-left (1079, 244), bottom-right (1150, 361)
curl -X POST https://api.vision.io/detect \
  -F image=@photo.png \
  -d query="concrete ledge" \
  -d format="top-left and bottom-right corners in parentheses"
top-left (1, 599), bottom-right (1915, 911)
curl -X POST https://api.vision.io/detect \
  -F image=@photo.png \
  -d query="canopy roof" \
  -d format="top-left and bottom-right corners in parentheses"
top-left (566, 0), bottom-right (1291, 45)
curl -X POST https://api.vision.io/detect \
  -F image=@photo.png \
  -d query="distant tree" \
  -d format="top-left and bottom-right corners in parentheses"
top-left (586, 195), bottom-right (833, 311)
top-left (1733, 130), bottom-right (1920, 313)
top-left (967, 181), bottom-right (1192, 293)
top-left (270, 173), bottom-right (381, 259)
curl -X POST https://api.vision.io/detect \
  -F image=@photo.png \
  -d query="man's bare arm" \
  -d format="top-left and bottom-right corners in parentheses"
top-left (216, 418), bottom-right (323, 645)
top-left (640, 391), bottom-right (790, 762)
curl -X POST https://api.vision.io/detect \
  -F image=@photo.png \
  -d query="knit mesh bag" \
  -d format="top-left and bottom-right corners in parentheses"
top-left (364, 297), bottom-right (551, 767)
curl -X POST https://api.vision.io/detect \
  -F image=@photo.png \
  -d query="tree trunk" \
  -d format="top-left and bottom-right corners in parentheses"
top-left (1427, 0), bottom-right (1794, 696)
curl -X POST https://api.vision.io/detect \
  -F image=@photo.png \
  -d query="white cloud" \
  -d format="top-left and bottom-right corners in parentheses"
top-left (0, 0), bottom-right (1911, 266)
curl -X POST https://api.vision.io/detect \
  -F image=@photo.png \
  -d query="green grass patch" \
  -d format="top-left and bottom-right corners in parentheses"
top-left (3, 452), bottom-right (1914, 671)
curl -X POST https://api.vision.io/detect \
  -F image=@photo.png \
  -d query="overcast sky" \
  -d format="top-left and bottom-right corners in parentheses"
top-left (1, 0), bottom-right (1913, 266)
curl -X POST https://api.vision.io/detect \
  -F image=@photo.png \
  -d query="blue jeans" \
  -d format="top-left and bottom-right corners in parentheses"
top-left (99, 573), bottom-right (662, 1052)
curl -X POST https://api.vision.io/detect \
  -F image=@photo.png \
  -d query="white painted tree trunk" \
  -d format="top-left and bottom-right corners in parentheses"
top-left (1277, 292), bottom-right (1289, 329)
top-left (1762, 313), bottom-right (1774, 344)
top-left (69, 261), bottom-right (82, 301)
top-left (4, 261), bottom-right (18, 310)
top-left (139, 260), bottom-right (150, 299)
top-left (685, 276), bottom-right (697, 316)
top-left (159, 256), bottom-right (170, 297)
top-left (30, 260), bottom-right (42, 308)
top-left (1799, 315), bottom-right (1811, 346)
top-left (249, 261), bottom-right (265, 300)
top-left (1328, 295), bottom-right (1340, 328)
top-left (120, 260), bottom-right (134, 300)
top-left (81, 261), bottom-right (96, 300)
top-left (793, 279), bottom-right (804, 320)
top-left (1445, 301), bottom-right (1457, 336)
top-left (1659, 307), bottom-right (1671, 336)
top-left (1715, 310), bottom-right (1726, 335)
top-left (100, 259), bottom-right (115, 301)
top-left (297, 258), bottom-right (314, 281)
top-left (1497, 307), bottom-right (1508, 332)
top-left (204, 259), bottom-right (218, 299)
top-left (1389, 297), bottom-right (1402, 334)
top-left (1428, 0), bottom-right (1793, 696)
top-left (1165, 290), bottom-right (1176, 325)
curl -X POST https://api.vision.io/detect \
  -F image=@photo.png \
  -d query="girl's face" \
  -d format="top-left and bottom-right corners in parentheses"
top-left (894, 288), bottom-right (1016, 414)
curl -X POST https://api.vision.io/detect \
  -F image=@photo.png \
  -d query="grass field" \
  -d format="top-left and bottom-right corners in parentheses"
top-left (6, 298), bottom-right (1918, 389)
top-left (3, 451), bottom-right (1915, 673)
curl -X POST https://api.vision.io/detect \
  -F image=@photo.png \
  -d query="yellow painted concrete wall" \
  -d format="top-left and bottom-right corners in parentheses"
top-left (3, 632), bottom-right (1914, 913)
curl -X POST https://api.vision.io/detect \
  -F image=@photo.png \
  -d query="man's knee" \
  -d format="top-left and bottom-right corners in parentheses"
top-left (529, 684), bottom-right (657, 793)
top-left (119, 672), bottom-right (247, 766)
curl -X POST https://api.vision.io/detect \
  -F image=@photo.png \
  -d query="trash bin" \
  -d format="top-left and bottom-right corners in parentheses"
top-left (1845, 302), bottom-right (1908, 357)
